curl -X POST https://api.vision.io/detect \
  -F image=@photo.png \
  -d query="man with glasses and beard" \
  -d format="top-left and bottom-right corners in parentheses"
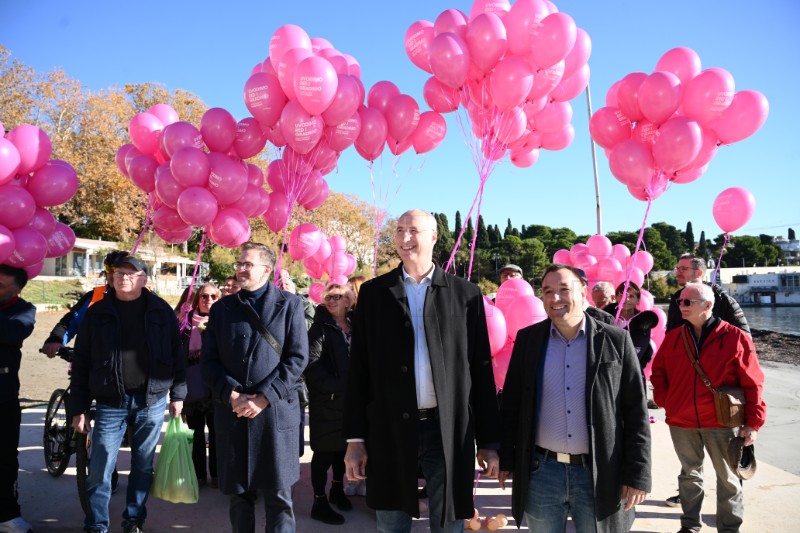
top-left (201, 242), bottom-right (308, 533)
top-left (651, 282), bottom-right (765, 533)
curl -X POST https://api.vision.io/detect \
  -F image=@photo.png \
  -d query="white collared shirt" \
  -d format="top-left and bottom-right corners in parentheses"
top-left (402, 266), bottom-right (437, 409)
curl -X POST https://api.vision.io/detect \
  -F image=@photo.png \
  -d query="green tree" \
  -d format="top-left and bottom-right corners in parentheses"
top-left (651, 222), bottom-right (686, 259)
top-left (454, 211), bottom-right (462, 238)
top-left (698, 230), bottom-right (708, 258)
top-left (504, 218), bottom-right (514, 238)
top-left (685, 221), bottom-right (695, 253)
top-left (488, 224), bottom-right (500, 245)
top-left (464, 217), bottom-right (475, 245)
top-left (476, 215), bottom-right (490, 248)
top-left (432, 212), bottom-right (455, 267)
top-left (789, 228), bottom-right (796, 240)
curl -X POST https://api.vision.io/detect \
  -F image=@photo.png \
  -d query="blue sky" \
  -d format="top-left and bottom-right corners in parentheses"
top-left (2, 0), bottom-right (798, 241)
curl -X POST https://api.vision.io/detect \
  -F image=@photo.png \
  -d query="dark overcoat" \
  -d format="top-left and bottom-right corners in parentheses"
top-left (201, 284), bottom-right (308, 494)
top-left (499, 314), bottom-right (652, 533)
top-left (343, 265), bottom-right (500, 523)
top-left (305, 305), bottom-right (351, 452)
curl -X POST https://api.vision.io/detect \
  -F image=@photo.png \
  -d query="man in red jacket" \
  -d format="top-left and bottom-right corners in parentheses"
top-left (651, 282), bottom-right (766, 533)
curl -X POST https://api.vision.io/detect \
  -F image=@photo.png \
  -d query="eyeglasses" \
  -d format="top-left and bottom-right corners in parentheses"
top-left (678, 298), bottom-right (704, 307)
top-left (674, 266), bottom-right (696, 273)
top-left (113, 271), bottom-right (144, 280)
top-left (200, 294), bottom-right (218, 301)
top-left (324, 294), bottom-right (344, 302)
top-left (232, 262), bottom-right (268, 271)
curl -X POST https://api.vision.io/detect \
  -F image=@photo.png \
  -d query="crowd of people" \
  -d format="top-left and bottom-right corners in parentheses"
top-left (0, 208), bottom-right (767, 533)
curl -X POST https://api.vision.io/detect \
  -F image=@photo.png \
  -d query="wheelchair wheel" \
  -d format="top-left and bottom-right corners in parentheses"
top-left (43, 388), bottom-right (71, 477)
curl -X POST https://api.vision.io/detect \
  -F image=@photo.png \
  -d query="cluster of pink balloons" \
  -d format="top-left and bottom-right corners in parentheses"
top-left (406, 0), bottom-right (591, 168)
top-left (712, 187), bottom-right (756, 234)
top-left (287, 223), bottom-right (357, 303)
top-left (590, 46), bottom-right (769, 201)
top-left (484, 278), bottom-right (547, 390)
top-left (0, 121), bottom-right (79, 278)
top-left (116, 103), bottom-right (274, 248)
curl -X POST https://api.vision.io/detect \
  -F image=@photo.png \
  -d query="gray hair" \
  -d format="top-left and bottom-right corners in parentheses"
top-left (592, 281), bottom-right (614, 296)
top-left (684, 282), bottom-right (715, 305)
top-left (241, 242), bottom-right (276, 268)
top-left (679, 254), bottom-right (706, 272)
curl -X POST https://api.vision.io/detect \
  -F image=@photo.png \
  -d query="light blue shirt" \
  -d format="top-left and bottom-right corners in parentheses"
top-left (402, 266), bottom-right (437, 409)
top-left (535, 317), bottom-right (589, 455)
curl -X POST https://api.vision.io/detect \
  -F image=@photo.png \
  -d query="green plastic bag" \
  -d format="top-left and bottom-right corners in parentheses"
top-left (151, 417), bottom-right (199, 504)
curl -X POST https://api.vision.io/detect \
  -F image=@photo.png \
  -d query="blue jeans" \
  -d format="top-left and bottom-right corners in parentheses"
top-left (229, 488), bottom-right (295, 533)
top-left (376, 418), bottom-right (463, 533)
top-left (524, 450), bottom-right (596, 533)
top-left (84, 392), bottom-right (167, 532)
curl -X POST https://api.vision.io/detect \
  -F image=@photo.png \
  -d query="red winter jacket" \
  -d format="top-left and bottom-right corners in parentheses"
top-left (651, 319), bottom-right (766, 430)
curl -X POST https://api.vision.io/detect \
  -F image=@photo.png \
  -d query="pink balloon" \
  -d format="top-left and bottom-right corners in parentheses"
top-left (244, 72), bottom-right (287, 129)
top-left (405, 20), bottom-right (435, 73)
top-left (325, 250), bottom-right (349, 278)
top-left (127, 154), bottom-right (158, 192)
top-left (282, 146), bottom-right (314, 177)
top-left (154, 164), bottom-right (184, 208)
top-left (586, 234), bottom-right (612, 258)
top-left (355, 107), bottom-right (388, 161)
top-left (563, 27), bottom-right (592, 78)
top-left (6, 125), bottom-right (52, 175)
top-left (176, 186), bottom-right (219, 227)
top-left (128, 112), bottom-right (164, 155)
top-left (616, 72), bottom-right (648, 123)
top-left (280, 101), bottom-right (324, 155)
top-left (246, 163), bottom-right (264, 187)
top-left (264, 192), bottom-right (290, 232)
top-left (265, 123), bottom-right (287, 148)
top-left (43, 222), bottom-right (74, 260)
top-left (510, 146), bottom-right (539, 168)
top-left (605, 80), bottom-right (622, 108)
top-left (540, 124), bottom-right (574, 151)
top-left (23, 207), bottom-right (56, 238)
top-left (367, 81), bottom-right (401, 113)
top-left (470, 0), bottom-right (511, 19)
top-left (552, 248), bottom-right (572, 264)
top-left (638, 289), bottom-right (655, 311)
top-left (434, 9), bottom-right (469, 39)
top-left (170, 147), bottom-right (210, 188)
top-left (495, 277), bottom-right (535, 315)
top-left (24, 260), bottom-right (44, 279)
top-left (27, 160), bottom-right (79, 206)
top-left (493, 106), bottom-right (526, 145)
top-left (155, 226), bottom-right (193, 244)
top-left (526, 60), bottom-right (564, 101)
top-left (201, 108), bottom-right (237, 153)
top-left (228, 184), bottom-right (266, 218)
top-left (609, 139), bottom-right (655, 188)
top-left (465, 13), bottom-right (507, 74)
top-left (207, 152), bottom-right (248, 206)
top-left (533, 101), bottom-right (572, 134)
top-left (595, 257), bottom-right (622, 282)
top-left (152, 205), bottom-right (189, 232)
top-left (5, 227), bottom-right (47, 266)
top-left (234, 117), bottom-right (268, 159)
top-left (208, 208), bottom-right (251, 248)
top-left (428, 32), bottom-right (471, 89)
top-left (160, 121), bottom-right (203, 158)
top-left (505, 295), bottom-right (546, 341)
top-left (385, 94), bottom-right (420, 142)
top-left (671, 163), bottom-right (708, 184)
top-left (683, 68), bottom-right (735, 125)
top-left (277, 48), bottom-right (314, 102)
top-left (0, 184), bottom-right (36, 229)
top-left (627, 175), bottom-right (668, 202)
top-left (312, 237), bottom-right (332, 264)
top-left (387, 134), bottom-right (413, 156)
top-left (711, 90), bottom-right (769, 145)
top-left (631, 120), bottom-right (659, 148)
top-left (611, 244), bottom-right (630, 265)
top-left (483, 296), bottom-right (507, 356)
top-left (296, 170), bottom-right (323, 205)
top-left (652, 116), bottom-right (703, 173)
top-left (325, 113), bottom-right (362, 152)
top-left (528, 12), bottom-right (577, 69)
top-left (289, 223), bottom-right (323, 260)
top-left (632, 250), bottom-right (654, 275)
top-left (655, 47), bottom-right (702, 87)
top-left (492, 340), bottom-right (514, 391)
top-left (0, 225), bottom-right (16, 264)
top-left (713, 187), bottom-right (756, 233)
top-left (549, 63), bottom-right (589, 103)
top-left (269, 24), bottom-right (312, 72)
top-left (321, 74), bottom-right (363, 126)
top-left (329, 235), bottom-right (347, 252)
top-left (589, 107), bottom-right (631, 150)
top-left (0, 138), bottom-right (21, 184)
top-left (489, 56), bottom-right (533, 111)
top-left (505, 0), bottom-right (550, 55)
top-left (308, 282), bottom-right (326, 303)
top-left (266, 160), bottom-right (289, 193)
top-left (638, 71), bottom-right (682, 125)
top-left (147, 104), bottom-right (179, 126)
top-left (302, 178), bottom-right (329, 210)
top-left (293, 56), bottom-right (338, 116)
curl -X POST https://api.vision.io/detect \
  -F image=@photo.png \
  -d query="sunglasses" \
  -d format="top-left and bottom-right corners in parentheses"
top-left (200, 294), bottom-right (219, 300)
top-left (324, 294), bottom-right (344, 302)
top-left (678, 298), bottom-right (704, 307)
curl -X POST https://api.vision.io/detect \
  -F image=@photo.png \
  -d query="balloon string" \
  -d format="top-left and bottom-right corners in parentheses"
top-left (473, 471), bottom-right (480, 499)
top-left (711, 233), bottom-right (730, 285)
top-left (179, 232), bottom-right (207, 333)
top-left (615, 196), bottom-right (653, 325)
top-left (369, 161), bottom-right (381, 276)
top-left (466, 182), bottom-right (488, 280)
top-left (130, 200), bottom-right (152, 255)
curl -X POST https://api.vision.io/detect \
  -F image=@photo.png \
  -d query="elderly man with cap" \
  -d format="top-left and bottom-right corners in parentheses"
top-left (70, 255), bottom-right (185, 533)
top-left (651, 281), bottom-right (765, 533)
top-left (498, 264), bottom-right (523, 285)
top-left (591, 281), bottom-right (615, 310)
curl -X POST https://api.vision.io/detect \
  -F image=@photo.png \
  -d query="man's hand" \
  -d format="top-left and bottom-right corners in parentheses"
top-left (620, 485), bottom-right (647, 511)
top-left (739, 425), bottom-right (758, 446)
top-left (170, 401), bottom-right (183, 418)
top-left (498, 470), bottom-right (511, 490)
top-left (41, 342), bottom-right (63, 358)
top-left (72, 413), bottom-right (90, 434)
top-left (232, 393), bottom-right (269, 418)
top-left (345, 442), bottom-right (368, 481)
top-left (477, 449), bottom-right (499, 478)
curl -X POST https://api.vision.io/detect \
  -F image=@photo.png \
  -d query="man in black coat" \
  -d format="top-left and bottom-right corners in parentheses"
top-left (201, 242), bottom-right (308, 533)
top-left (499, 264), bottom-right (651, 533)
top-left (344, 209), bottom-right (500, 532)
top-left (0, 265), bottom-right (36, 533)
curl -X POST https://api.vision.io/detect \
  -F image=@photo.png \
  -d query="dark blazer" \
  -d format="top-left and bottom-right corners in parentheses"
top-left (499, 314), bottom-right (651, 533)
top-left (201, 284), bottom-right (308, 494)
top-left (343, 265), bottom-right (500, 523)
top-left (0, 295), bottom-right (36, 402)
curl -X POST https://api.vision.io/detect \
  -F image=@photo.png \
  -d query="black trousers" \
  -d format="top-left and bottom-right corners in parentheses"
top-left (185, 404), bottom-right (217, 480)
top-left (310, 449), bottom-right (345, 495)
top-left (229, 488), bottom-right (294, 533)
top-left (0, 398), bottom-right (21, 522)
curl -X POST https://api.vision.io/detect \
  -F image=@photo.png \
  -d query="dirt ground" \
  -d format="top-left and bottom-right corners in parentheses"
top-left (18, 312), bottom-right (800, 408)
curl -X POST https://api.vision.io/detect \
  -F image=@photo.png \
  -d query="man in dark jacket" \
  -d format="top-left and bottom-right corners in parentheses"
top-left (343, 209), bottom-right (500, 532)
top-left (499, 264), bottom-right (651, 533)
top-left (0, 265), bottom-right (36, 533)
top-left (70, 256), bottom-right (185, 533)
top-left (201, 242), bottom-right (308, 533)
